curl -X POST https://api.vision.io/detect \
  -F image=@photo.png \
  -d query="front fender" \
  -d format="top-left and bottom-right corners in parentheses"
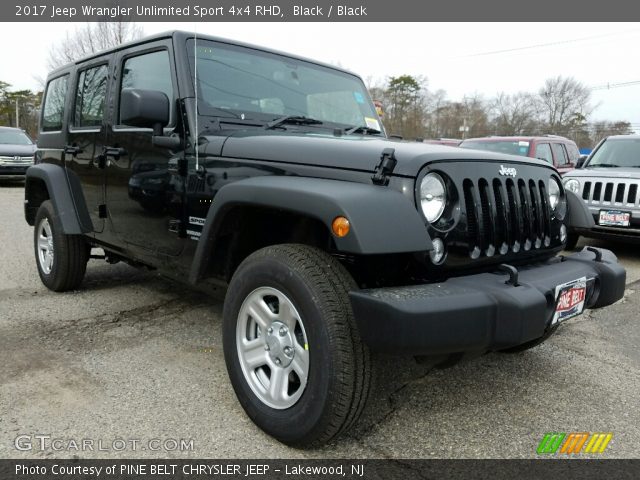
top-left (189, 176), bottom-right (431, 283)
top-left (566, 190), bottom-right (595, 229)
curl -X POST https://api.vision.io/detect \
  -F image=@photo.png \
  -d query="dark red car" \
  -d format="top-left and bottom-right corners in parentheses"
top-left (459, 135), bottom-right (580, 175)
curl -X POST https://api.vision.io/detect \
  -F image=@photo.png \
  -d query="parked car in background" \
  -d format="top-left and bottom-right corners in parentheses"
top-left (562, 135), bottom-right (640, 248)
top-left (0, 126), bottom-right (36, 178)
top-left (459, 135), bottom-right (580, 175)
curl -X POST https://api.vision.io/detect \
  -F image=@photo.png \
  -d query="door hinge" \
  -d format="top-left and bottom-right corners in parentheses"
top-left (98, 204), bottom-right (107, 218)
top-left (168, 219), bottom-right (181, 233)
top-left (372, 148), bottom-right (397, 186)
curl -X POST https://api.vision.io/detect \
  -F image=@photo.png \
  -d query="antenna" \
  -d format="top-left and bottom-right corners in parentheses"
top-left (194, 25), bottom-right (199, 172)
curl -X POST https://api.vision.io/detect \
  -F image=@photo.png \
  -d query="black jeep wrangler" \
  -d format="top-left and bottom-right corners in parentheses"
top-left (25, 31), bottom-right (625, 447)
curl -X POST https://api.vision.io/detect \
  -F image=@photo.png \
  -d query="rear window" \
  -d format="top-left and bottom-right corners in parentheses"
top-left (42, 75), bottom-right (69, 132)
top-left (459, 140), bottom-right (530, 157)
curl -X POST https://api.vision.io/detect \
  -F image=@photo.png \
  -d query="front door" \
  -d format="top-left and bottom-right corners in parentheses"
top-left (66, 58), bottom-right (111, 233)
top-left (105, 42), bottom-right (184, 256)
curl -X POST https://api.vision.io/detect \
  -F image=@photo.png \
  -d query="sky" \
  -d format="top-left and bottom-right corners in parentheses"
top-left (2, 22), bottom-right (640, 131)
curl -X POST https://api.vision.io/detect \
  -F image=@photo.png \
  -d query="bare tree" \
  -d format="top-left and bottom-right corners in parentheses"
top-left (538, 76), bottom-right (592, 133)
top-left (491, 91), bottom-right (540, 135)
top-left (48, 22), bottom-right (143, 69)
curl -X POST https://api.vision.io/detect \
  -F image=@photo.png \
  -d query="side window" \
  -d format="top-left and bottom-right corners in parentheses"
top-left (534, 143), bottom-right (553, 164)
top-left (41, 75), bottom-right (69, 132)
top-left (120, 50), bottom-right (173, 124)
top-left (75, 64), bottom-right (108, 128)
top-left (551, 143), bottom-right (569, 165)
top-left (565, 143), bottom-right (580, 163)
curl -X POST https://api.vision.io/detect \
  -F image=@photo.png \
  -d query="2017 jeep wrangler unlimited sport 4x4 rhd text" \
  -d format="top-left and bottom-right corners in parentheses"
top-left (25, 31), bottom-right (625, 447)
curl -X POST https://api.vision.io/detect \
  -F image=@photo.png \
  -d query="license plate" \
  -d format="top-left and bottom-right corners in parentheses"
top-left (599, 210), bottom-right (631, 227)
top-left (552, 277), bottom-right (587, 325)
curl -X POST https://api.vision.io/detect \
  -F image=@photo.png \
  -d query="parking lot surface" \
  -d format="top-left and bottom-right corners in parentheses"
top-left (1, 180), bottom-right (639, 459)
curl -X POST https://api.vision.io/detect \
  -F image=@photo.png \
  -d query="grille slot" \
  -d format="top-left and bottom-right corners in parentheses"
top-left (582, 181), bottom-right (592, 200)
top-left (628, 184), bottom-right (638, 205)
top-left (462, 176), bottom-right (550, 258)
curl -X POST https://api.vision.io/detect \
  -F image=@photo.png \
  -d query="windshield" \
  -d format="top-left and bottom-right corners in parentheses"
top-left (187, 39), bottom-right (381, 131)
top-left (587, 138), bottom-right (640, 168)
top-left (460, 140), bottom-right (530, 157)
top-left (0, 130), bottom-right (32, 145)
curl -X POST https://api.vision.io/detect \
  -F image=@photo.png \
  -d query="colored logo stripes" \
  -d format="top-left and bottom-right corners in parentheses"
top-left (537, 432), bottom-right (612, 454)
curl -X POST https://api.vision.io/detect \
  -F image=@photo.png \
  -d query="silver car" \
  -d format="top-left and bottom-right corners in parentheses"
top-left (563, 134), bottom-right (640, 247)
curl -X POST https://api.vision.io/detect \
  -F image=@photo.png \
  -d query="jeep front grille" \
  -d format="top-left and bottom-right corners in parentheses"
top-left (581, 180), bottom-right (640, 207)
top-left (462, 177), bottom-right (551, 258)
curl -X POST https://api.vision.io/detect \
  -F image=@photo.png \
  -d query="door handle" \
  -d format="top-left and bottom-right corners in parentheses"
top-left (64, 145), bottom-right (83, 156)
top-left (103, 146), bottom-right (127, 159)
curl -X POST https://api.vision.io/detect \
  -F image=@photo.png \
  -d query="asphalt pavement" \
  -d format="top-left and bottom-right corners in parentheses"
top-left (1, 179), bottom-right (638, 459)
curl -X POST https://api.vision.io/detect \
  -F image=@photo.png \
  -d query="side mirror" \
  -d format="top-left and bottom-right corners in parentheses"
top-left (120, 88), bottom-right (169, 135)
top-left (576, 155), bottom-right (588, 168)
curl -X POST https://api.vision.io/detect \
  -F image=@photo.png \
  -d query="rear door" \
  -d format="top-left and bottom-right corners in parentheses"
top-left (66, 57), bottom-right (111, 233)
top-left (104, 40), bottom-right (184, 256)
top-left (551, 142), bottom-right (572, 175)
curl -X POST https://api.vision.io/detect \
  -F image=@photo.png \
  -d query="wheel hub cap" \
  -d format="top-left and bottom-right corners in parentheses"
top-left (265, 321), bottom-right (294, 368)
top-left (236, 287), bottom-right (310, 410)
top-left (37, 218), bottom-right (54, 275)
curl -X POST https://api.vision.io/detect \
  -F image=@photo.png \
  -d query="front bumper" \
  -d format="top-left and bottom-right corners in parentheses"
top-left (349, 247), bottom-right (625, 355)
top-left (0, 165), bottom-right (29, 176)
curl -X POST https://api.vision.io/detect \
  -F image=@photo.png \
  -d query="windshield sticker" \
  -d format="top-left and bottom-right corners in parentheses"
top-left (518, 141), bottom-right (530, 147)
top-left (353, 91), bottom-right (365, 104)
top-left (364, 117), bottom-right (380, 131)
top-left (519, 147), bottom-right (528, 154)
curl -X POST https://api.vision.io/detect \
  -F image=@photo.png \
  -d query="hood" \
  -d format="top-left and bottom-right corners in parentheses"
top-left (0, 144), bottom-right (36, 157)
top-left (203, 130), bottom-right (552, 177)
top-left (564, 167), bottom-right (640, 180)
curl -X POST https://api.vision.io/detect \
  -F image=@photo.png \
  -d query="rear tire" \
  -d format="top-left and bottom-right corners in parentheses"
top-left (222, 244), bottom-right (371, 447)
top-left (34, 200), bottom-right (89, 292)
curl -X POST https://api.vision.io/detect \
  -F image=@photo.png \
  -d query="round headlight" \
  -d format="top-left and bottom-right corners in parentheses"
top-left (420, 173), bottom-right (446, 223)
top-left (548, 177), bottom-right (561, 210)
top-left (563, 178), bottom-right (580, 194)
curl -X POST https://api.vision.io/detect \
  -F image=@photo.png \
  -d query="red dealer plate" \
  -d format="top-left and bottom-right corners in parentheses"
top-left (552, 277), bottom-right (587, 325)
top-left (599, 210), bottom-right (631, 227)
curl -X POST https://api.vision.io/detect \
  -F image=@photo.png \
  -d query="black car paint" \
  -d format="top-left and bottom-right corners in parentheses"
top-left (26, 31), bottom-right (623, 356)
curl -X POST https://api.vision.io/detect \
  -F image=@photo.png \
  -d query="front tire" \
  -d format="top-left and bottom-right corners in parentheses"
top-left (565, 233), bottom-right (580, 250)
top-left (34, 200), bottom-right (89, 292)
top-left (223, 244), bottom-right (371, 447)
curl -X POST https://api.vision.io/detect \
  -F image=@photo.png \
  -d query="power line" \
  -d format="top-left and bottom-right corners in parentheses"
top-left (459, 28), bottom-right (640, 58)
top-left (589, 80), bottom-right (640, 91)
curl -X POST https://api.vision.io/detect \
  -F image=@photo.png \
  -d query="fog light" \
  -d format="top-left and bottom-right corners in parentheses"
top-left (560, 224), bottom-right (567, 243)
top-left (332, 216), bottom-right (350, 237)
top-left (429, 237), bottom-right (446, 264)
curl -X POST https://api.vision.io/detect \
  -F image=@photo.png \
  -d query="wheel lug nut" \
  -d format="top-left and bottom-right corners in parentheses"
top-left (265, 344), bottom-right (270, 351)
top-left (284, 346), bottom-right (293, 357)
top-left (267, 327), bottom-right (273, 334)
top-left (279, 327), bottom-right (287, 336)
top-left (275, 358), bottom-right (281, 365)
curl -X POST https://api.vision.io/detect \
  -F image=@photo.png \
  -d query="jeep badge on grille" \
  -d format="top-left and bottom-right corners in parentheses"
top-left (499, 165), bottom-right (517, 177)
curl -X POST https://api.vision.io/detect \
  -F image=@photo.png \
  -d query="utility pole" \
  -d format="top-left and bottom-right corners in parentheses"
top-left (15, 98), bottom-right (19, 128)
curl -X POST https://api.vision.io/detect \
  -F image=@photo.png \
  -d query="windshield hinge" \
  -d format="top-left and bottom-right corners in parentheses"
top-left (372, 148), bottom-right (397, 186)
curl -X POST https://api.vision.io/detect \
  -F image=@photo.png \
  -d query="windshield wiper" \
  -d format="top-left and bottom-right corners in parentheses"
top-left (265, 115), bottom-right (323, 130)
top-left (344, 125), bottom-right (382, 136)
top-left (588, 163), bottom-right (620, 168)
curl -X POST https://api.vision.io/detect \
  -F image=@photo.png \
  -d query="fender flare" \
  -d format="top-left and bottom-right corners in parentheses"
top-left (189, 176), bottom-right (432, 283)
top-left (566, 190), bottom-right (595, 229)
top-left (25, 164), bottom-right (92, 234)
